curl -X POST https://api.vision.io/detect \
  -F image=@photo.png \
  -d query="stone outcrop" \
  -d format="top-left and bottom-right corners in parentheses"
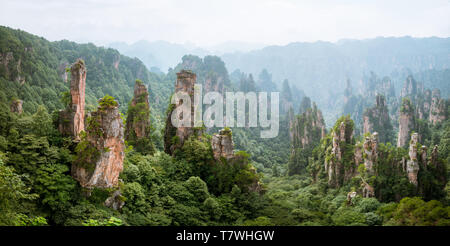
top-left (363, 95), bottom-right (392, 143)
top-left (127, 80), bottom-right (150, 138)
top-left (105, 189), bottom-right (125, 210)
top-left (406, 133), bottom-right (420, 186)
top-left (58, 59), bottom-right (86, 140)
top-left (125, 80), bottom-right (154, 155)
top-left (347, 191), bottom-right (357, 205)
top-left (72, 97), bottom-right (125, 189)
top-left (164, 70), bottom-right (198, 155)
top-left (429, 89), bottom-right (446, 125)
top-left (211, 128), bottom-right (234, 160)
top-left (397, 98), bottom-right (415, 147)
top-left (10, 99), bottom-right (23, 114)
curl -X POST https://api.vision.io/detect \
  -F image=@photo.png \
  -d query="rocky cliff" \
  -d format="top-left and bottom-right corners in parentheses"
top-left (58, 59), bottom-right (86, 140)
top-left (72, 96), bottom-right (125, 189)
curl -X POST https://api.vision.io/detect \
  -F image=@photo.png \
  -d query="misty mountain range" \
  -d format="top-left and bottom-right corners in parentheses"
top-left (109, 36), bottom-right (450, 126)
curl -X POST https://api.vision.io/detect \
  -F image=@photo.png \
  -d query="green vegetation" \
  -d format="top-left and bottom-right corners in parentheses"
top-left (98, 94), bottom-right (119, 109)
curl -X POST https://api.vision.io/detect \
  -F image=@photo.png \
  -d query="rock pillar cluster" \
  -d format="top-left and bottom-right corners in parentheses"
top-left (56, 59), bottom-right (125, 194)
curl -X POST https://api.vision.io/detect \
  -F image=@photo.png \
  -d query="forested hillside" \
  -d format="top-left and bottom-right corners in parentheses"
top-left (0, 26), bottom-right (449, 226)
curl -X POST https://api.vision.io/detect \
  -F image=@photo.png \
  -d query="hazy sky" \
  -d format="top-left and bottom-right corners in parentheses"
top-left (1, 0), bottom-right (449, 47)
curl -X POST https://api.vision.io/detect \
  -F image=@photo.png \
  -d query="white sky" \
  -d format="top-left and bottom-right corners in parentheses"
top-left (1, 0), bottom-right (449, 47)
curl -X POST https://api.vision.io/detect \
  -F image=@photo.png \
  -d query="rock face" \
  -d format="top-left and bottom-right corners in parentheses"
top-left (363, 95), bottom-right (392, 143)
top-left (325, 117), bottom-right (355, 187)
top-left (72, 99), bottom-right (125, 189)
top-left (164, 70), bottom-right (198, 155)
top-left (406, 133), bottom-right (420, 186)
top-left (10, 99), bottom-right (23, 114)
top-left (211, 128), bottom-right (234, 160)
top-left (397, 98), bottom-right (415, 147)
top-left (429, 89), bottom-right (446, 125)
top-left (58, 59), bottom-right (86, 140)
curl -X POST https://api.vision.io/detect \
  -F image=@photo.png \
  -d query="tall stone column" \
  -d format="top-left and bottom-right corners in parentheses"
top-left (58, 59), bottom-right (86, 140)
top-left (164, 70), bottom-right (198, 155)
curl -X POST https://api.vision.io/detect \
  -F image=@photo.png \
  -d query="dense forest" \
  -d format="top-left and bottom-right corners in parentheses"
top-left (0, 26), bottom-right (449, 226)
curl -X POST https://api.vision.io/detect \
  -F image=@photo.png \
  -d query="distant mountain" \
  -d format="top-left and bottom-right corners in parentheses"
top-left (220, 36), bottom-right (450, 106)
top-left (205, 41), bottom-right (267, 55)
top-left (108, 40), bottom-right (210, 72)
top-left (108, 40), bottom-right (268, 72)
